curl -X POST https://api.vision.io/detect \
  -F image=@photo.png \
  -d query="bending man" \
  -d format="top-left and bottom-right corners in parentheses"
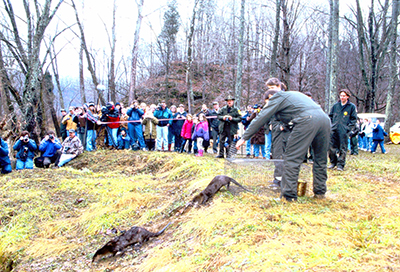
top-left (236, 80), bottom-right (331, 201)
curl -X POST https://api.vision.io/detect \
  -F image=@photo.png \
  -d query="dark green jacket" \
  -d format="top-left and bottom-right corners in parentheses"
top-left (217, 105), bottom-right (241, 135)
top-left (329, 101), bottom-right (357, 134)
top-left (243, 91), bottom-right (328, 140)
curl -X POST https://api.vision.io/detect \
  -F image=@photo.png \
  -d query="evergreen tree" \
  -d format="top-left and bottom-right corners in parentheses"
top-left (157, 1), bottom-right (180, 100)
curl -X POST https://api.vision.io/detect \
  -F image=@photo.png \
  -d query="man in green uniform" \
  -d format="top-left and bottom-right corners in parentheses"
top-left (236, 86), bottom-right (331, 201)
top-left (216, 95), bottom-right (241, 158)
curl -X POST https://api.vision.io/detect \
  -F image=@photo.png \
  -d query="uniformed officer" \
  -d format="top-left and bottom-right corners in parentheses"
top-left (236, 85), bottom-right (331, 201)
top-left (328, 89), bottom-right (357, 171)
top-left (216, 95), bottom-right (241, 158)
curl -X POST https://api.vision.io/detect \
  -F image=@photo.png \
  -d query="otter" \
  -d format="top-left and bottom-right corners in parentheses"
top-left (190, 175), bottom-right (251, 206)
top-left (92, 223), bottom-right (171, 262)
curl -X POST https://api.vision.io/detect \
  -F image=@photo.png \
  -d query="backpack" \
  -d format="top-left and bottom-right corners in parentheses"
top-left (34, 156), bottom-right (45, 168)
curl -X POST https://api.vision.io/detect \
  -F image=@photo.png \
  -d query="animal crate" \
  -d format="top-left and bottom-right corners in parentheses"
top-left (224, 158), bottom-right (313, 197)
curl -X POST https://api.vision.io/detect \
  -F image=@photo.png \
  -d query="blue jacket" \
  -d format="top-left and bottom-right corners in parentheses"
top-left (0, 138), bottom-right (11, 165)
top-left (372, 123), bottom-right (387, 141)
top-left (126, 107), bottom-right (144, 125)
top-left (13, 139), bottom-right (37, 161)
top-left (241, 111), bottom-right (253, 129)
top-left (154, 107), bottom-right (172, 127)
top-left (117, 134), bottom-right (131, 150)
top-left (39, 138), bottom-right (62, 157)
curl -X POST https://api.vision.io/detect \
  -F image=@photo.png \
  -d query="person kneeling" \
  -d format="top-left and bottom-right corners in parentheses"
top-left (117, 129), bottom-right (131, 150)
top-left (57, 129), bottom-right (83, 167)
top-left (0, 137), bottom-right (12, 174)
top-left (37, 131), bottom-right (62, 168)
top-left (13, 131), bottom-right (37, 170)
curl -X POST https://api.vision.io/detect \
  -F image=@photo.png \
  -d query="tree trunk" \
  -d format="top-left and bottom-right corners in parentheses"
top-left (49, 44), bottom-right (65, 109)
top-left (367, 0), bottom-right (377, 112)
top-left (109, 0), bottom-right (117, 103)
top-left (385, 0), bottom-right (399, 133)
top-left (71, 0), bottom-right (105, 105)
top-left (328, 0), bottom-right (339, 110)
top-left (235, 0), bottom-right (245, 108)
top-left (270, 0), bottom-right (281, 78)
top-left (79, 41), bottom-right (86, 104)
top-left (281, 0), bottom-right (290, 90)
top-left (186, 0), bottom-right (198, 114)
top-left (129, 0), bottom-right (144, 104)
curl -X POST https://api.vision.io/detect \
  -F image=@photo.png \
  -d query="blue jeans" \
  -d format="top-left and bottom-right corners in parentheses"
top-left (107, 128), bottom-right (118, 146)
top-left (253, 144), bottom-right (266, 158)
top-left (265, 132), bottom-right (272, 159)
top-left (366, 137), bottom-right (372, 151)
top-left (86, 130), bottom-right (97, 151)
top-left (168, 127), bottom-right (175, 145)
top-left (1, 162), bottom-right (12, 174)
top-left (16, 158), bottom-right (33, 170)
top-left (156, 126), bottom-right (168, 151)
top-left (128, 124), bottom-right (146, 148)
top-left (371, 140), bottom-right (386, 153)
top-left (246, 140), bottom-right (252, 155)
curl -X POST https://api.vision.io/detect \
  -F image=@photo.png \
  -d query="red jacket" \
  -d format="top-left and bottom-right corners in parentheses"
top-left (107, 115), bottom-right (120, 129)
top-left (181, 120), bottom-right (193, 139)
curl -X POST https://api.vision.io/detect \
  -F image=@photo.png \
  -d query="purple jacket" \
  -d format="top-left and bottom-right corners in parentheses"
top-left (192, 121), bottom-right (209, 141)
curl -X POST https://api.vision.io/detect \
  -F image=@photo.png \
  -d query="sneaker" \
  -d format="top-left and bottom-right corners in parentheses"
top-left (337, 167), bottom-right (344, 171)
top-left (269, 183), bottom-right (281, 190)
top-left (327, 164), bottom-right (336, 169)
top-left (215, 155), bottom-right (224, 158)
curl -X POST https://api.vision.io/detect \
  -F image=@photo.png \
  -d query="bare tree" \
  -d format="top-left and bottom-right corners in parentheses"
top-left (385, 0), bottom-right (399, 132)
top-left (348, 0), bottom-right (390, 112)
top-left (270, 0), bottom-right (281, 78)
top-left (1, 0), bottom-right (64, 140)
top-left (129, 0), bottom-right (144, 104)
top-left (186, 0), bottom-right (200, 114)
top-left (325, 0), bottom-right (339, 112)
top-left (234, 0), bottom-right (245, 108)
top-left (71, 0), bottom-right (106, 105)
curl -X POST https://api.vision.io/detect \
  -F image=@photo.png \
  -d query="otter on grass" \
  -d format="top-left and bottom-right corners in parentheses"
top-left (92, 223), bottom-right (171, 263)
top-left (187, 175), bottom-right (251, 208)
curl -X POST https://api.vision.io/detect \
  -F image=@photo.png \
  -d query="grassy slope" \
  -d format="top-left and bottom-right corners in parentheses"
top-left (0, 146), bottom-right (399, 271)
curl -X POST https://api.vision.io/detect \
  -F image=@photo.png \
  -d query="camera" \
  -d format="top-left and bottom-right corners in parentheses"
top-left (23, 135), bottom-right (29, 142)
top-left (49, 135), bottom-right (54, 140)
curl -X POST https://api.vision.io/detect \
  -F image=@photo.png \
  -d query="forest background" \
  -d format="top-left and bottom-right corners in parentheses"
top-left (0, 0), bottom-right (399, 143)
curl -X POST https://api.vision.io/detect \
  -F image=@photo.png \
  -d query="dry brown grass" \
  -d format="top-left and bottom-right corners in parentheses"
top-left (1, 146), bottom-right (399, 271)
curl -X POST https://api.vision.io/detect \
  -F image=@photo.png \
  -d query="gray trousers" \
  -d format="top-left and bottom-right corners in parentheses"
top-left (271, 127), bottom-right (290, 181)
top-left (280, 112), bottom-right (331, 201)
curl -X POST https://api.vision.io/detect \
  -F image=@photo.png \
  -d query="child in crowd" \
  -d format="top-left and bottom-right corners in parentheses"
top-left (117, 129), bottom-right (131, 150)
top-left (371, 119), bottom-right (387, 154)
top-left (192, 113), bottom-right (209, 157)
top-left (180, 114), bottom-right (194, 153)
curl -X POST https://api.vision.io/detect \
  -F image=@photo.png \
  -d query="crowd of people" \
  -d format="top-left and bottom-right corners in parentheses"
top-left (0, 77), bottom-right (389, 199)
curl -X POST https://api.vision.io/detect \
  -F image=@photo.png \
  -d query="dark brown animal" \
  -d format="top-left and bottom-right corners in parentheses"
top-left (92, 223), bottom-right (171, 262)
top-left (190, 175), bottom-right (251, 206)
